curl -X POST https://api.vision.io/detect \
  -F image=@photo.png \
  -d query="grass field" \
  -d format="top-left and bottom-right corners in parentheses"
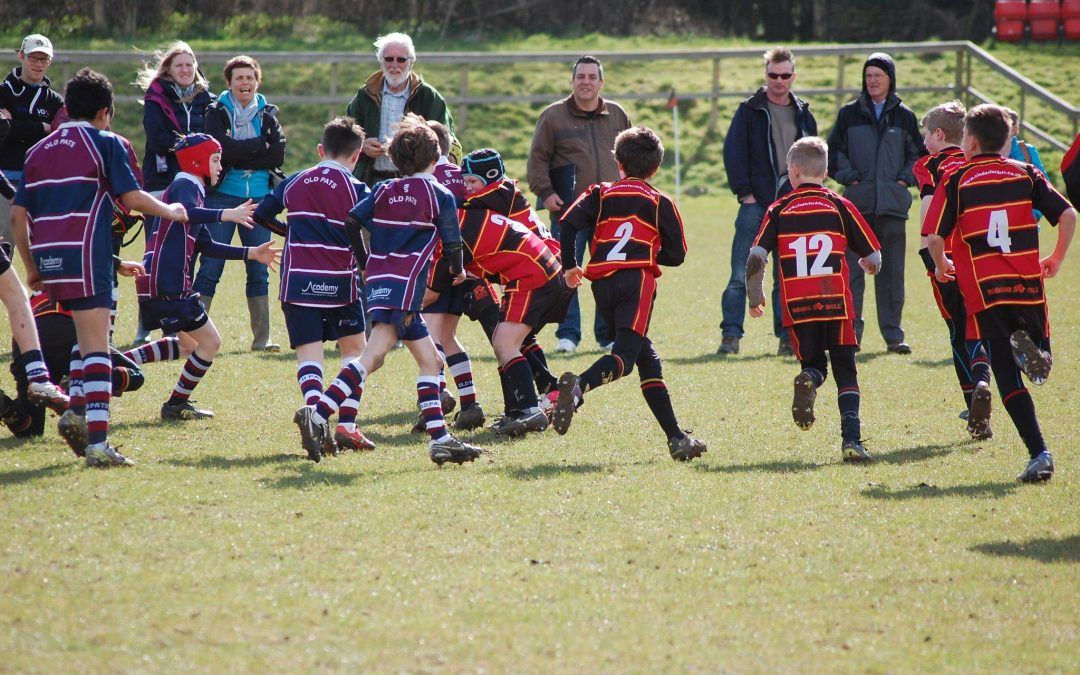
top-left (0, 191), bottom-right (1077, 671)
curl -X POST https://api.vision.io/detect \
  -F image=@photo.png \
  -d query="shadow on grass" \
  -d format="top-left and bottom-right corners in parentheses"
top-left (498, 462), bottom-right (606, 481)
top-left (971, 535), bottom-right (1080, 564)
top-left (0, 435), bottom-right (40, 450)
top-left (161, 453), bottom-right (297, 470)
top-left (692, 458), bottom-right (824, 474)
top-left (911, 357), bottom-right (954, 368)
top-left (263, 463), bottom-right (417, 489)
top-left (872, 440), bottom-right (973, 465)
top-left (0, 462), bottom-right (74, 485)
top-left (667, 351), bottom-right (778, 366)
top-left (355, 410), bottom-right (422, 428)
top-left (861, 481), bottom-right (1019, 500)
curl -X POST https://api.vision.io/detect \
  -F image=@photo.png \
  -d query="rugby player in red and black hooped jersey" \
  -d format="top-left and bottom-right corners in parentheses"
top-left (914, 101), bottom-right (993, 439)
top-left (746, 137), bottom-right (882, 462)
top-left (925, 104), bottom-right (1077, 483)
top-left (551, 126), bottom-right (706, 462)
top-left (433, 148), bottom-right (569, 438)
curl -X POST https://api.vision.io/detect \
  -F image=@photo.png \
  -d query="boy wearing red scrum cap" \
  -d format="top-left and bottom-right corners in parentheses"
top-left (137, 133), bottom-right (280, 422)
top-left (11, 68), bottom-right (187, 466)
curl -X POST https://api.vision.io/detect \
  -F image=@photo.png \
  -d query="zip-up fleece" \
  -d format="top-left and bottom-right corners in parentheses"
top-left (141, 78), bottom-right (214, 192)
top-left (204, 92), bottom-right (286, 199)
top-left (0, 68), bottom-right (63, 172)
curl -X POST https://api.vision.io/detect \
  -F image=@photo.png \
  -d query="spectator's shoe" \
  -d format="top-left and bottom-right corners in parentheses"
top-left (57, 410), bottom-right (89, 458)
top-left (668, 432), bottom-right (707, 462)
top-left (27, 380), bottom-right (69, 414)
top-left (1017, 451), bottom-right (1054, 483)
top-left (453, 403), bottom-right (486, 431)
top-left (716, 336), bottom-right (739, 355)
top-left (1010, 330), bottom-right (1052, 385)
top-left (161, 399), bottom-right (214, 421)
top-left (791, 371), bottom-right (817, 430)
top-left (551, 372), bottom-right (582, 435)
top-left (293, 406), bottom-right (329, 463)
top-left (335, 425), bottom-right (376, 451)
top-left (841, 438), bottom-right (873, 463)
top-left (886, 341), bottom-right (912, 355)
top-left (85, 441), bottom-right (134, 468)
top-left (440, 389), bottom-right (457, 415)
top-left (777, 339), bottom-right (795, 357)
top-left (555, 338), bottom-right (578, 354)
top-left (428, 436), bottom-right (483, 465)
top-left (966, 382), bottom-right (994, 440)
top-left (493, 409), bottom-right (549, 437)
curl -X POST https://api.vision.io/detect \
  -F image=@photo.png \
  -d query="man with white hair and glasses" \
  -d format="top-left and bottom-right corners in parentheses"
top-left (345, 32), bottom-right (455, 185)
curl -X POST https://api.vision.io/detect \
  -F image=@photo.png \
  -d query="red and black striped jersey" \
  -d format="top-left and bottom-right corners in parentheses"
top-left (559, 177), bottom-right (686, 281)
top-left (914, 146), bottom-right (966, 199)
top-left (924, 154), bottom-right (1072, 314)
top-left (457, 179), bottom-right (561, 292)
top-left (753, 184), bottom-right (880, 327)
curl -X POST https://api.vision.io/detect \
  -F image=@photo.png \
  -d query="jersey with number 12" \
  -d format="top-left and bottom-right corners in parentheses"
top-left (923, 154), bottom-right (1072, 315)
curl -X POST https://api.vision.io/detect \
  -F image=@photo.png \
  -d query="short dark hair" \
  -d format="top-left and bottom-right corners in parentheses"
top-left (321, 116), bottom-right (365, 158)
top-left (426, 120), bottom-right (452, 156)
top-left (614, 126), bottom-right (664, 179)
top-left (389, 113), bottom-right (440, 176)
top-left (965, 104), bottom-right (1011, 154)
top-left (65, 68), bottom-right (114, 121)
top-left (764, 46), bottom-right (795, 68)
top-left (224, 54), bottom-right (262, 83)
top-left (572, 55), bottom-right (604, 81)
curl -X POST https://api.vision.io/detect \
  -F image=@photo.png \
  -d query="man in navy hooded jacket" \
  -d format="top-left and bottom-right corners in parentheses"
top-left (827, 52), bottom-right (927, 354)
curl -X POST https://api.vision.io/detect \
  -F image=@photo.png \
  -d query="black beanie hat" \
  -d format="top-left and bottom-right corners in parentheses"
top-left (461, 148), bottom-right (505, 185)
top-left (862, 52), bottom-right (897, 94)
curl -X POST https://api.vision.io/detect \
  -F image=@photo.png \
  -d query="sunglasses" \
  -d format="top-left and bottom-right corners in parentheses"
top-left (383, 56), bottom-right (410, 64)
top-left (767, 72), bottom-right (794, 80)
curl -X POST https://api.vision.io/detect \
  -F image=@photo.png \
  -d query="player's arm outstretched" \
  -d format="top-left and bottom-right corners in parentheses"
top-left (558, 186), bottom-right (600, 288)
top-left (745, 206), bottom-right (777, 318)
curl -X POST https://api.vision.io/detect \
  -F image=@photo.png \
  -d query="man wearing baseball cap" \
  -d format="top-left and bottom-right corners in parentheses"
top-left (0, 34), bottom-right (63, 242)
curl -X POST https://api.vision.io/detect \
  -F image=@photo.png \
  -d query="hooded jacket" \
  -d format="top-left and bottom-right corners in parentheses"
top-left (723, 87), bottom-right (817, 205)
top-left (344, 70), bottom-right (454, 185)
top-left (141, 78), bottom-right (215, 192)
top-left (827, 53), bottom-right (927, 219)
top-left (204, 92), bottom-right (286, 199)
top-left (0, 68), bottom-right (63, 173)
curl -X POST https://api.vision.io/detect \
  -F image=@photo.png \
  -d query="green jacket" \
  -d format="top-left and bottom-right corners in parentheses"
top-left (344, 70), bottom-right (454, 184)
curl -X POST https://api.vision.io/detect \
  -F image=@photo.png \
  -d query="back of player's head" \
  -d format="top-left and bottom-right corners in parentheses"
top-left (965, 104), bottom-right (1011, 154)
top-left (573, 55), bottom-right (604, 80)
top-left (174, 133), bottom-right (222, 181)
top-left (321, 117), bottom-right (365, 158)
top-left (763, 46), bottom-right (795, 68)
top-left (920, 100), bottom-right (966, 145)
top-left (614, 126), bottom-right (664, 179)
top-left (787, 136), bottom-right (828, 177)
top-left (461, 148), bottom-right (505, 185)
top-left (426, 121), bottom-right (452, 156)
top-left (65, 68), bottom-right (113, 121)
top-left (389, 113), bottom-right (439, 176)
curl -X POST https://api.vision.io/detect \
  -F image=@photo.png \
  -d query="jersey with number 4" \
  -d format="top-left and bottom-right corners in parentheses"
top-left (753, 184), bottom-right (880, 327)
top-left (923, 154), bottom-right (1071, 315)
top-left (559, 177), bottom-right (686, 281)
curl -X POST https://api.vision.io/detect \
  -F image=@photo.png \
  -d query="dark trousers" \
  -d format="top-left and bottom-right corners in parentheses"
top-left (847, 213), bottom-right (905, 345)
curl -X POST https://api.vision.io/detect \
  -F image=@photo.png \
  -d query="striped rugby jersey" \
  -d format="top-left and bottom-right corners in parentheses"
top-left (753, 184), bottom-right (880, 327)
top-left (255, 159), bottom-right (370, 307)
top-left (136, 173), bottom-right (245, 300)
top-left (350, 173), bottom-right (461, 312)
top-left (559, 177), bottom-right (686, 281)
top-left (915, 146), bottom-right (966, 255)
top-left (924, 153), bottom-right (1072, 315)
top-left (433, 157), bottom-right (467, 203)
top-left (14, 121), bottom-right (140, 300)
top-left (458, 178), bottom-right (561, 292)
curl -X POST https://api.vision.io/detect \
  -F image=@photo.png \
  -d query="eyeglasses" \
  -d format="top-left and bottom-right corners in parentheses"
top-left (26, 54), bottom-right (51, 64)
top-left (767, 72), bottom-right (794, 80)
top-left (383, 56), bottom-right (410, 64)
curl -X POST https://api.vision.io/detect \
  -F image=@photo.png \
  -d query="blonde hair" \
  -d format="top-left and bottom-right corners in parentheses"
top-left (134, 41), bottom-right (209, 92)
top-left (787, 136), bottom-right (828, 176)
top-left (920, 100), bottom-right (966, 145)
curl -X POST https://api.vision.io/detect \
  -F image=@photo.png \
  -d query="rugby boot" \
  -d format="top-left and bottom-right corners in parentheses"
top-left (668, 431), bottom-right (707, 462)
top-left (294, 405), bottom-right (330, 463)
top-left (841, 438), bottom-right (873, 463)
top-left (1010, 330), bottom-right (1052, 385)
top-left (791, 370), bottom-right (817, 430)
top-left (493, 408), bottom-right (549, 438)
top-left (85, 442), bottom-right (134, 468)
top-left (161, 399), bottom-right (214, 421)
top-left (335, 425), bottom-right (376, 451)
top-left (57, 409), bottom-right (89, 458)
top-left (27, 380), bottom-right (69, 414)
top-left (966, 381), bottom-right (993, 440)
top-left (452, 402), bottom-right (486, 431)
top-left (1017, 451), bottom-right (1054, 483)
top-left (428, 435), bottom-right (483, 466)
top-left (551, 372), bottom-right (582, 435)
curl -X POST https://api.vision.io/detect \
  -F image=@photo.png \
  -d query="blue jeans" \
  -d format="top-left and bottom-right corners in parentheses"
top-left (192, 192), bottom-right (271, 299)
top-left (550, 221), bottom-right (607, 345)
top-left (720, 201), bottom-right (787, 341)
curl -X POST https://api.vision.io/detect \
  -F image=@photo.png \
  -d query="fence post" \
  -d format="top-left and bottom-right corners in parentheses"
top-left (953, 47), bottom-right (964, 99)
top-left (707, 57), bottom-right (720, 135)
top-left (329, 61), bottom-right (339, 120)
top-left (964, 48), bottom-right (973, 107)
top-left (457, 65), bottom-right (470, 133)
top-left (835, 54), bottom-right (846, 112)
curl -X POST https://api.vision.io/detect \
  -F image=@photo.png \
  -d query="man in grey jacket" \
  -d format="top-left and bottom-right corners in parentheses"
top-left (827, 52), bottom-right (926, 353)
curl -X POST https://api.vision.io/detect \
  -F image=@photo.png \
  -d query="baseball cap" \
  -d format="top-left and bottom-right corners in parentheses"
top-left (19, 34), bottom-right (53, 58)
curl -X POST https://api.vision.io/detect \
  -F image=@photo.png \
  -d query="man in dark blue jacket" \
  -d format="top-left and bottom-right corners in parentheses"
top-left (720, 47), bottom-right (816, 356)
top-left (827, 52), bottom-right (927, 354)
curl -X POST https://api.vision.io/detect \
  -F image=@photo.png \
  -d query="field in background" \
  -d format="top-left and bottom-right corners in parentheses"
top-left (0, 190), bottom-right (1077, 670)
